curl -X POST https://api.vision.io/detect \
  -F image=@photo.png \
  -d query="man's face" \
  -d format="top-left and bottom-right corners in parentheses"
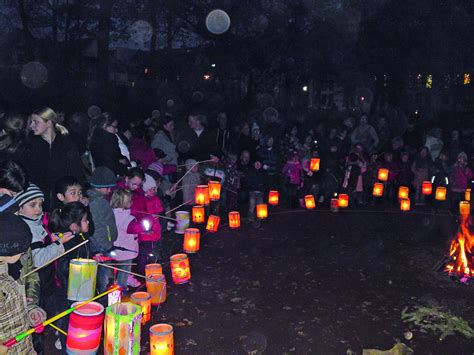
top-left (240, 151), bottom-right (250, 165)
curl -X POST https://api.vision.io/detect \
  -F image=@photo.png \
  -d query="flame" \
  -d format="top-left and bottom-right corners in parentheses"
top-left (445, 215), bottom-right (474, 278)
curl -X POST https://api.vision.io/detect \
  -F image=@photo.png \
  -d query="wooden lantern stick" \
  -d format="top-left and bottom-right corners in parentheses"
top-left (170, 159), bottom-right (214, 191)
top-left (165, 199), bottom-right (194, 215)
top-left (98, 263), bottom-right (165, 284)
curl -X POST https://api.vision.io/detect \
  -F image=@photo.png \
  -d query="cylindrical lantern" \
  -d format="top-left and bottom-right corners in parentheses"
top-left (256, 203), bottom-right (268, 219)
top-left (170, 254), bottom-right (191, 284)
top-left (373, 183), bottom-right (384, 197)
top-left (268, 190), bottom-right (279, 206)
top-left (104, 303), bottom-right (142, 355)
top-left (206, 215), bottom-right (220, 233)
top-left (435, 186), bottom-right (447, 201)
top-left (377, 168), bottom-right (389, 182)
top-left (145, 263), bottom-right (162, 278)
top-left (130, 292), bottom-right (151, 324)
top-left (304, 195), bottom-right (316, 209)
top-left (398, 186), bottom-right (409, 199)
top-left (194, 185), bottom-right (210, 205)
top-left (146, 274), bottom-right (167, 306)
top-left (400, 198), bottom-right (411, 211)
top-left (330, 198), bottom-right (339, 212)
top-left (422, 181), bottom-right (432, 195)
top-left (66, 301), bottom-right (104, 354)
top-left (228, 211), bottom-right (241, 229)
top-left (466, 188), bottom-right (471, 201)
top-left (338, 194), bottom-right (349, 208)
top-left (150, 324), bottom-right (174, 355)
top-left (68, 259), bottom-right (98, 301)
top-left (460, 201), bottom-right (470, 216)
top-left (174, 211), bottom-right (190, 234)
top-left (183, 228), bottom-right (200, 253)
top-left (309, 158), bottom-right (320, 172)
top-left (192, 205), bottom-right (205, 224)
top-left (208, 180), bottom-right (221, 201)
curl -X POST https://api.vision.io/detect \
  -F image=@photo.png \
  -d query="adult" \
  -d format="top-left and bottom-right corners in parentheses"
top-left (0, 160), bottom-right (28, 210)
top-left (424, 127), bottom-right (444, 161)
top-left (350, 115), bottom-right (379, 154)
top-left (214, 112), bottom-right (231, 153)
top-left (89, 113), bottom-right (128, 176)
top-left (182, 110), bottom-right (218, 162)
top-left (0, 112), bottom-right (29, 162)
top-left (151, 115), bottom-right (178, 165)
top-left (22, 107), bottom-right (83, 211)
top-left (128, 124), bottom-right (156, 169)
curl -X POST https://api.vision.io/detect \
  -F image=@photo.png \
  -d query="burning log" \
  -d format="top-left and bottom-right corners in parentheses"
top-left (444, 213), bottom-right (474, 281)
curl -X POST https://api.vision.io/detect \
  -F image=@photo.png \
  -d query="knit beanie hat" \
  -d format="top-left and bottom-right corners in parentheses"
top-left (0, 195), bottom-right (19, 214)
top-left (0, 213), bottom-right (32, 256)
top-left (147, 161), bottom-right (164, 177)
top-left (142, 174), bottom-right (157, 192)
top-left (15, 183), bottom-right (44, 207)
top-left (88, 166), bottom-right (117, 188)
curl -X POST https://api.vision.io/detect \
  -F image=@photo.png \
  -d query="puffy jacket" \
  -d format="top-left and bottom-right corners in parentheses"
top-left (87, 188), bottom-right (118, 253)
top-left (112, 208), bottom-right (142, 260)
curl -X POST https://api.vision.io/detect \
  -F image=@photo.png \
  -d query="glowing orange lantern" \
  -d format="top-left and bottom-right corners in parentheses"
top-left (66, 302), bottom-right (104, 354)
top-left (422, 181), bottom-right (432, 195)
top-left (310, 158), bottom-right (320, 172)
top-left (338, 194), bottom-right (349, 208)
top-left (268, 190), bottom-right (279, 206)
top-left (145, 263), bottom-right (162, 278)
top-left (208, 180), bottom-right (221, 201)
top-left (398, 186), bottom-right (409, 199)
top-left (466, 188), bottom-right (471, 201)
top-left (256, 204), bottom-right (268, 219)
top-left (146, 274), bottom-right (166, 305)
top-left (435, 186), bottom-right (447, 201)
top-left (150, 323), bottom-right (174, 355)
top-left (206, 215), bottom-right (220, 233)
top-left (377, 168), bottom-right (389, 182)
top-left (228, 211), bottom-right (240, 229)
top-left (194, 185), bottom-right (210, 205)
top-left (460, 201), bottom-right (470, 216)
top-left (170, 254), bottom-right (191, 284)
top-left (183, 228), bottom-right (200, 253)
top-left (130, 292), bottom-right (151, 324)
top-left (192, 205), bottom-right (205, 224)
top-left (373, 183), bottom-right (384, 197)
top-left (400, 198), bottom-right (410, 211)
top-left (304, 195), bottom-right (316, 209)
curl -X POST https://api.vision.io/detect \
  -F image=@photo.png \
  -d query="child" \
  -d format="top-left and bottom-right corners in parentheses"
top-left (55, 176), bottom-right (88, 206)
top-left (223, 151), bottom-right (243, 212)
top-left (246, 161), bottom-right (266, 221)
top-left (0, 212), bottom-right (35, 354)
top-left (282, 151), bottom-right (304, 208)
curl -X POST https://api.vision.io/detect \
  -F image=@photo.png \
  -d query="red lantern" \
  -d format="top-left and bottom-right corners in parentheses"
top-left (206, 215), bottom-right (220, 233)
top-left (398, 186), bottom-right (409, 199)
top-left (228, 211), bottom-right (241, 229)
top-left (377, 168), bottom-right (389, 182)
top-left (66, 302), bottom-right (104, 354)
top-left (310, 158), bottom-right (320, 172)
top-left (268, 190), bottom-right (279, 206)
top-left (304, 195), bottom-right (316, 209)
top-left (183, 228), bottom-right (200, 253)
top-left (400, 198), bottom-right (410, 211)
top-left (192, 205), bottom-right (205, 224)
top-left (422, 181), bottom-right (432, 195)
top-left (373, 183), bottom-right (384, 197)
top-left (170, 254), bottom-right (191, 284)
top-left (435, 186), bottom-right (447, 201)
top-left (338, 194), bottom-right (349, 208)
top-left (194, 185), bottom-right (210, 205)
top-left (208, 180), bottom-right (221, 201)
top-left (256, 204), bottom-right (268, 219)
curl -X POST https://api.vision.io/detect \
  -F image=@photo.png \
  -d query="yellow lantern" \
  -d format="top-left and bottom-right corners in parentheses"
top-left (304, 195), bottom-right (316, 209)
top-left (146, 274), bottom-right (167, 306)
top-left (130, 292), bottom-right (152, 324)
top-left (309, 158), bottom-right (320, 171)
top-left (194, 185), bottom-right (210, 205)
top-left (460, 201), bottom-right (470, 216)
top-left (400, 198), bottom-right (410, 211)
top-left (338, 194), bottom-right (349, 208)
top-left (422, 181), bottom-right (432, 195)
top-left (183, 228), bottom-right (200, 253)
top-left (398, 186), bottom-right (409, 199)
top-left (256, 204), bottom-right (268, 219)
top-left (228, 211), bottom-right (241, 229)
top-left (268, 190), bottom-right (279, 206)
top-left (373, 183), bottom-right (384, 197)
top-left (377, 168), bottom-right (389, 182)
top-left (150, 323), bottom-right (174, 355)
top-left (104, 303), bottom-right (142, 355)
top-left (206, 215), bottom-right (220, 233)
top-left (145, 263), bottom-right (162, 278)
top-left (192, 205), bottom-right (205, 224)
top-left (466, 188), bottom-right (471, 201)
top-left (208, 180), bottom-right (221, 201)
top-left (170, 254), bottom-right (191, 284)
top-left (68, 259), bottom-right (98, 301)
top-left (435, 186), bottom-right (447, 201)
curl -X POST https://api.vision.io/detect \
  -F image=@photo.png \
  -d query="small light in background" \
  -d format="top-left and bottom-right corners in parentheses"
top-left (464, 73), bottom-right (471, 85)
top-left (302, 85), bottom-right (308, 92)
top-left (360, 96), bottom-right (365, 102)
top-left (144, 68), bottom-right (149, 74)
top-left (211, 63), bottom-right (216, 68)
top-left (203, 74), bottom-right (211, 81)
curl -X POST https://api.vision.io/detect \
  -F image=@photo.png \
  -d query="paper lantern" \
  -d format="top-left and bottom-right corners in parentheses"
top-left (422, 181), bottom-right (432, 195)
top-left (146, 274), bottom-right (167, 306)
top-left (309, 158), bottom-right (320, 172)
top-left (398, 186), bottom-right (409, 199)
top-left (460, 201), bottom-right (470, 216)
top-left (150, 324), bottom-right (174, 355)
top-left (304, 195), bottom-right (316, 209)
top-left (104, 303), bottom-right (142, 355)
top-left (268, 190), bottom-right (279, 206)
top-left (170, 254), bottom-right (191, 284)
top-left (68, 259), bottom-right (98, 301)
top-left (183, 228), bottom-right (200, 253)
top-left (377, 168), bottom-right (389, 182)
top-left (330, 198), bottom-right (339, 212)
top-left (208, 180), bottom-right (221, 201)
top-left (373, 183), bottom-right (384, 197)
top-left (108, 285), bottom-right (122, 306)
top-left (130, 292), bottom-right (151, 324)
top-left (192, 205), bottom-right (205, 224)
top-left (466, 188), bottom-right (471, 201)
top-left (228, 211), bottom-right (241, 229)
top-left (145, 263), bottom-right (162, 278)
top-left (400, 198), bottom-right (410, 211)
top-left (256, 203), bottom-right (268, 219)
top-left (175, 211), bottom-right (190, 234)
top-left (194, 185), bottom-right (210, 205)
top-left (206, 215), bottom-right (220, 233)
top-left (338, 194), bottom-right (349, 208)
top-left (435, 186), bottom-right (447, 201)
top-left (66, 301), bottom-right (104, 354)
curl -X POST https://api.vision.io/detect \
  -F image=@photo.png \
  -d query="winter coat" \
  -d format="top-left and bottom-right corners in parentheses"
top-left (449, 165), bottom-right (474, 192)
top-left (257, 146), bottom-right (278, 176)
top-left (282, 160), bottom-right (304, 186)
top-left (112, 208), bottom-right (141, 260)
top-left (151, 130), bottom-right (178, 165)
top-left (246, 167), bottom-right (266, 192)
top-left (90, 128), bottom-right (128, 176)
top-left (425, 135), bottom-right (444, 161)
top-left (87, 188), bottom-right (118, 253)
top-left (129, 137), bottom-right (156, 169)
top-left (351, 124), bottom-right (379, 153)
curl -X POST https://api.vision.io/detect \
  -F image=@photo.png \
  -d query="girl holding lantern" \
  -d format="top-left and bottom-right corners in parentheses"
top-left (449, 152), bottom-right (473, 212)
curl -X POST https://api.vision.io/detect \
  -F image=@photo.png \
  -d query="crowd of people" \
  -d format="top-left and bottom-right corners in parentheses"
top-left (0, 105), bottom-right (473, 354)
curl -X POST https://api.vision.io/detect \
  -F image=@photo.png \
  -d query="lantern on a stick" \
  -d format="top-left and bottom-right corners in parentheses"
top-left (309, 158), bottom-right (320, 172)
top-left (466, 188), bottom-right (471, 201)
top-left (338, 194), bottom-right (349, 208)
top-left (104, 303), bottom-right (142, 355)
top-left (146, 274), bottom-right (167, 306)
top-left (194, 185), bottom-right (210, 205)
top-left (460, 201), bottom-right (470, 216)
top-left (170, 254), bottom-right (191, 284)
top-left (268, 190), bottom-right (279, 206)
top-left (145, 263), bottom-right (162, 278)
top-left (422, 181), bottom-right (432, 195)
top-left (398, 186), bottom-right (409, 199)
top-left (256, 204), bottom-right (268, 219)
top-left (372, 183), bottom-right (384, 197)
top-left (228, 211), bottom-right (241, 229)
top-left (208, 180), bottom-right (221, 201)
top-left (192, 205), bottom-right (205, 224)
top-left (435, 186), bottom-right (447, 201)
top-left (206, 215), bottom-right (220, 233)
top-left (66, 301), bottom-right (104, 354)
top-left (377, 168), bottom-right (389, 182)
top-left (130, 292), bottom-right (152, 324)
top-left (400, 198), bottom-right (411, 211)
top-left (68, 259), bottom-right (98, 301)
top-left (304, 195), bottom-right (316, 209)
top-left (183, 228), bottom-right (200, 253)
top-left (150, 324), bottom-right (174, 355)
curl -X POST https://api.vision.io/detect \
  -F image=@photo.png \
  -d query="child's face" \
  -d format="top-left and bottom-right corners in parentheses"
top-left (58, 184), bottom-right (82, 204)
top-left (145, 186), bottom-right (157, 197)
top-left (384, 154), bottom-right (393, 163)
top-left (20, 198), bottom-right (43, 218)
top-left (70, 213), bottom-right (90, 233)
top-left (126, 176), bottom-right (143, 191)
top-left (401, 154), bottom-right (409, 163)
